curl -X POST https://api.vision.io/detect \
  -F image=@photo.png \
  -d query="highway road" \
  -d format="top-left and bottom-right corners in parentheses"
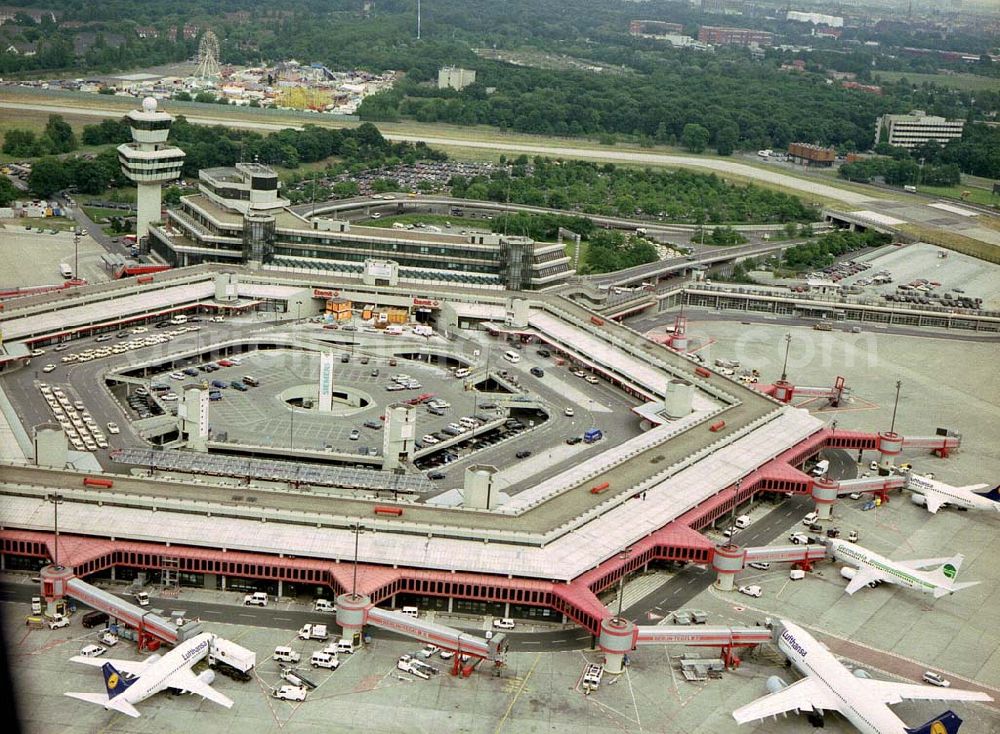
top-left (0, 100), bottom-right (877, 206)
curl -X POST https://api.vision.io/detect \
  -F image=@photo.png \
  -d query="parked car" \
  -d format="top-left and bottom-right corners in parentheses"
top-left (515, 450), bottom-right (532, 459)
top-left (738, 585), bottom-right (762, 598)
top-left (79, 644), bottom-right (106, 658)
top-left (921, 671), bottom-right (950, 688)
top-left (530, 367), bottom-right (544, 378)
top-left (492, 618), bottom-right (515, 630)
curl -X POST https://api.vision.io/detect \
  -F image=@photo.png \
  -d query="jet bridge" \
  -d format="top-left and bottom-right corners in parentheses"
top-left (597, 615), bottom-right (772, 673)
top-left (41, 565), bottom-right (201, 649)
top-left (713, 543), bottom-right (828, 591)
top-left (337, 594), bottom-right (508, 676)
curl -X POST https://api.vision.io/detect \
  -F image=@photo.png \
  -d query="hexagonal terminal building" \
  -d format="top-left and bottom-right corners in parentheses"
top-left (117, 97), bottom-right (185, 240)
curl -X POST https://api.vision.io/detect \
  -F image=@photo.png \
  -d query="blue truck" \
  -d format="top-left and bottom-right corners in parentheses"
top-left (584, 428), bottom-right (603, 444)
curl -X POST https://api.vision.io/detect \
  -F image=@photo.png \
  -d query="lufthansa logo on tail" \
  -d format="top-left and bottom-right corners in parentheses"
top-left (930, 721), bottom-right (947, 734)
top-left (106, 672), bottom-right (119, 689)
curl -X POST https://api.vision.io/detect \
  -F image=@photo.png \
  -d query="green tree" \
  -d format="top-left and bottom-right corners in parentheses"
top-left (163, 185), bottom-right (182, 206)
top-left (193, 91), bottom-right (216, 104)
top-left (681, 124), bottom-right (710, 154)
top-left (0, 177), bottom-right (18, 206)
top-left (28, 157), bottom-right (70, 197)
top-left (43, 114), bottom-right (76, 154)
top-left (3, 129), bottom-right (39, 156)
top-left (715, 123), bottom-right (739, 156)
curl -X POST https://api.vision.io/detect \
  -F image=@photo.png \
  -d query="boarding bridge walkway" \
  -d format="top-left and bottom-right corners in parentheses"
top-left (835, 475), bottom-right (907, 497)
top-left (633, 625), bottom-right (772, 647)
top-left (365, 607), bottom-right (501, 660)
top-left (40, 566), bottom-right (200, 648)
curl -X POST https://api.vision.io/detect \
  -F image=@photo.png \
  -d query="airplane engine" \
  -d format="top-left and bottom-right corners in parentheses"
top-left (766, 676), bottom-right (787, 694)
top-left (853, 668), bottom-right (872, 679)
top-left (144, 654), bottom-right (161, 665)
top-left (910, 493), bottom-right (927, 506)
top-left (197, 670), bottom-right (216, 687)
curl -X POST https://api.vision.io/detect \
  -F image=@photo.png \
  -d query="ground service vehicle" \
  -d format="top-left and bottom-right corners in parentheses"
top-left (298, 624), bottom-right (329, 641)
top-left (271, 685), bottom-right (307, 701)
top-left (273, 646), bottom-right (301, 664)
top-left (584, 428), bottom-right (603, 443)
top-left (82, 611), bottom-right (109, 628)
top-left (133, 591), bottom-right (149, 606)
top-left (48, 614), bottom-right (70, 629)
top-left (314, 599), bottom-right (335, 613)
top-left (208, 637), bottom-right (256, 682)
top-left (244, 592), bottom-right (267, 606)
top-left (310, 651), bottom-right (340, 669)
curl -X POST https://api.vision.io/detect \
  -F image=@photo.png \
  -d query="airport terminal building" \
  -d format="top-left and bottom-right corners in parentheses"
top-left (149, 162), bottom-right (573, 290)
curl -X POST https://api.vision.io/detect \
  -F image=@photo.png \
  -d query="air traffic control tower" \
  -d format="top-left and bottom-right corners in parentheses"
top-left (118, 97), bottom-right (185, 240)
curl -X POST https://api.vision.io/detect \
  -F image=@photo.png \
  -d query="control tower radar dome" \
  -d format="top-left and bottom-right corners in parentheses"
top-left (142, 97), bottom-right (158, 113)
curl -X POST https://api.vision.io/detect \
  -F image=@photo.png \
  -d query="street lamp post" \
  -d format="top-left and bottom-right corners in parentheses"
top-left (614, 548), bottom-right (631, 623)
top-left (351, 522), bottom-right (366, 600)
top-left (45, 493), bottom-right (64, 568)
top-left (289, 407), bottom-right (294, 450)
top-left (889, 380), bottom-right (902, 435)
top-left (73, 230), bottom-right (80, 281)
top-left (780, 333), bottom-right (792, 382)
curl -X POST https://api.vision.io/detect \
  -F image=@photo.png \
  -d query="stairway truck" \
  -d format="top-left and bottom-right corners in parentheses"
top-left (208, 637), bottom-right (256, 682)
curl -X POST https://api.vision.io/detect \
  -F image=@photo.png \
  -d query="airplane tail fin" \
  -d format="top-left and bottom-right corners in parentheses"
top-left (974, 485), bottom-right (1000, 502)
top-left (101, 662), bottom-right (138, 700)
top-left (904, 709), bottom-right (963, 734)
top-left (929, 554), bottom-right (964, 584)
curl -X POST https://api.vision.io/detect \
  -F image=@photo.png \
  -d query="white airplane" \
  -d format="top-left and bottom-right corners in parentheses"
top-left (733, 620), bottom-right (992, 734)
top-left (65, 632), bottom-right (233, 718)
top-left (906, 474), bottom-right (1000, 514)
top-left (825, 538), bottom-right (979, 598)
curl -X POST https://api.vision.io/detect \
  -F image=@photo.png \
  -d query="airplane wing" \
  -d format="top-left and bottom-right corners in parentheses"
top-left (921, 491), bottom-right (946, 514)
top-left (732, 678), bottom-right (841, 723)
top-left (867, 680), bottom-right (993, 705)
top-left (69, 656), bottom-right (148, 677)
top-left (168, 668), bottom-right (234, 709)
top-left (64, 691), bottom-right (142, 718)
top-left (844, 568), bottom-right (883, 595)
top-left (896, 557), bottom-right (953, 571)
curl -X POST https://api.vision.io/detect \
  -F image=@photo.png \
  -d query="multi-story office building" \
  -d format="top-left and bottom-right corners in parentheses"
top-left (698, 26), bottom-right (774, 47)
top-left (875, 111), bottom-right (965, 150)
top-left (148, 163), bottom-right (572, 290)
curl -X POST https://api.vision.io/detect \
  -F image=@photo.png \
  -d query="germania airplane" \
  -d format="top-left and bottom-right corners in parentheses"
top-left (733, 620), bottom-right (992, 734)
top-left (824, 538), bottom-right (979, 598)
top-left (65, 631), bottom-right (233, 718)
top-left (905, 474), bottom-right (1000, 515)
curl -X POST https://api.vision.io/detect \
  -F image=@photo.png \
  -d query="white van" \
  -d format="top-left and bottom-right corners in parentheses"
top-left (789, 569), bottom-right (806, 581)
top-left (734, 514), bottom-right (751, 529)
top-left (400, 606), bottom-right (419, 618)
top-left (454, 368), bottom-right (471, 378)
top-left (273, 646), bottom-right (301, 664)
top-left (169, 314), bottom-right (188, 325)
top-left (314, 599), bottom-right (336, 613)
top-left (503, 350), bottom-right (521, 364)
top-left (801, 511), bottom-right (819, 526)
top-left (811, 460), bottom-right (829, 476)
top-left (335, 638), bottom-right (355, 654)
top-left (310, 651), bottom-right (340, 669)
